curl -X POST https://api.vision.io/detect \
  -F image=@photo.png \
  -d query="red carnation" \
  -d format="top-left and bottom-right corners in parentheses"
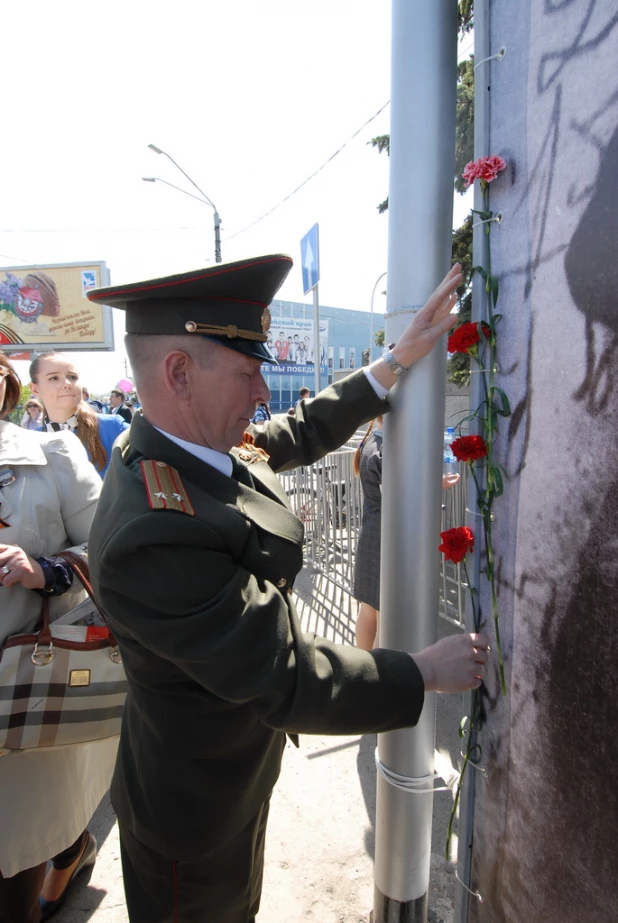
top-left (462, 155), bottom-right (507, 188)
top-left (462, 161), bottom-right (480, 188)
top-left (438, 526), bottom-right (474, 564)
top-left (447, 322), bottom-right (491, 354)
top-left (451, 435), bottom-right (488, 463)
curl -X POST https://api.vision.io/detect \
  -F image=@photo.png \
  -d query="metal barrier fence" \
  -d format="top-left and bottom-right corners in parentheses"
top-left (280, 449), bottom-right (468, 629)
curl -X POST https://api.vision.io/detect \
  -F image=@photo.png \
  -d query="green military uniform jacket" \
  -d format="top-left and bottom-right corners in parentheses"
top-left (89, 369), bottom-right (425, 861)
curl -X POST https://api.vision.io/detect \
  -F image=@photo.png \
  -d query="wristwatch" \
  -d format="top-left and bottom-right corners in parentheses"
top-left (381, 343), bottom-right (409, 377)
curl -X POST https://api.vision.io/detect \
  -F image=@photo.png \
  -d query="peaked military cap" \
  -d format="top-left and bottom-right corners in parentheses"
top-left (86, 254), bottom-right (293, 364)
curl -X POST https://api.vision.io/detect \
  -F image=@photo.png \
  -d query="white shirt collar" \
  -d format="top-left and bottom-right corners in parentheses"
top-left (153, 427), bottom-right (233, 477)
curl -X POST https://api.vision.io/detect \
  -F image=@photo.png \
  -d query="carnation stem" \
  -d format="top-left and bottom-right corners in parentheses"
top-left (445, 688), bottom-right (484, 860)
top-left (462, 559), bottom-right (480, 632)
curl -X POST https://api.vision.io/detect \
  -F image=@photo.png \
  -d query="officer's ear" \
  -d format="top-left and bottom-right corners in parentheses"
top-left (161, 350), bottom-right (194, 401)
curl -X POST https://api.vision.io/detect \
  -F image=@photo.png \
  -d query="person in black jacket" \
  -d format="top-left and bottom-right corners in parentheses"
top-left (109, 389), bottom-right (133, 423)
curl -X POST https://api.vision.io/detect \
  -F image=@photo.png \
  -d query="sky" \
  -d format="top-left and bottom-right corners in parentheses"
top-left (3, 1), bottom-right (472, 392)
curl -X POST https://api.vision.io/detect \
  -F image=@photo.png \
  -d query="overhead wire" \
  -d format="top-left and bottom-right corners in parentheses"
top-left (222, 100), bottom-right (392, 242)
top-left (1, 43), bottom-right (475, 246)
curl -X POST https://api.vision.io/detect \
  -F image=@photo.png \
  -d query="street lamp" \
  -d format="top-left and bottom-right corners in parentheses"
top-left (143, 144), bottom-right (222, 263)
top-left (369, 271), bottom-right (387, 359)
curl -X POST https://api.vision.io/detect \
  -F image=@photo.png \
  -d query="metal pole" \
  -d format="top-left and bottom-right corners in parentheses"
top-left (146, 146), bottom-right (221, 265)
top-left (312, 284), bottom-right (321, 396)
top-left (370, 271), bottom-right (388, 361)
top-left (373, 2), bottom-right (457, 921)
top-left (214, 211), bottom-right (222, 263)
top-left (454, 3), bottom-right (490, 920)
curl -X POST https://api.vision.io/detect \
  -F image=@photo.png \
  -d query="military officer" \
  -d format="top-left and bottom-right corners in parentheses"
top-left (87, 254), bottom-right (489, 923)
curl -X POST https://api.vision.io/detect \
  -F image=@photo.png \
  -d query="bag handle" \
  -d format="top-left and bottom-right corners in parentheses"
top-left (54, 550), bottom-right (120, 647)
top-left (56, 550), bottom-right (96, 600)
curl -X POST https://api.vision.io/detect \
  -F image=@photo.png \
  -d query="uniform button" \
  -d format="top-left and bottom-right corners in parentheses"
top-left (156, 461), bottom-right (168, 468)
top-left (277, 578), bottom-right (287, 588)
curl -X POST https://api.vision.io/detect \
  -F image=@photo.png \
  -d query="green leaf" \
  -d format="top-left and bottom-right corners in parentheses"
top-left (473, 264), bottom-right (487, 281)
top-left (458, 410), bottom-right (483, 428)
top-left (488, 464), bottom-right (504, 497)
top-left (459, 716), bottom-right (470, 739)
top-left (492, 386), bottom-right (511, 416)
top-left (489, 274), bottom-right (499, 304)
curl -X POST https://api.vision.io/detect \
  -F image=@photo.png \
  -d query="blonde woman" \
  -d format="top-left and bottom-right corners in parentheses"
top-left (29, 352), bottom-right (128, 478)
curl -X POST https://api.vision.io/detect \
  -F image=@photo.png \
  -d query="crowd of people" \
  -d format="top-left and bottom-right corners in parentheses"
top-left (0, 255), bottom-right (489, 923)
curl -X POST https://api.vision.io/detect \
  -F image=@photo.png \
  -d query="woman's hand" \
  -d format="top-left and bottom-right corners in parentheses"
top-left (442, 473), bottom-right (460, 490)
top-left (0, 544), bottom-right (46, 590)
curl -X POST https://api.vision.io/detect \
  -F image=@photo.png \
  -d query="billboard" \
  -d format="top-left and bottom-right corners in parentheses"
top-left (0, 261), bottom-right (113, 351)
top-left (261, 315), bottom-right (329, 375)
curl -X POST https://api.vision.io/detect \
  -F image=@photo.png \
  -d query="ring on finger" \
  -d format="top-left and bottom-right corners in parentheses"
top-left (1, 565), bottom-right (10, 575)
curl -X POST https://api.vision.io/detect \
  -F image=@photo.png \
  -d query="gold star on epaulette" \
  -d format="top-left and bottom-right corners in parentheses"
top-left (140, 460), bottom-right (195, 515)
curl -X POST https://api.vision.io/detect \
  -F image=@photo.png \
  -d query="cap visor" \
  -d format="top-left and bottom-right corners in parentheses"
top-left (203, 336), bottom-right (279, 365)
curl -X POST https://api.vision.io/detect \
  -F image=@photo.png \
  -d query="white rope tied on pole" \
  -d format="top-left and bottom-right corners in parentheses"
top-left (375, 749), bottom-right (459, 794)
top-left (384, 303), bottom-right (425, 318)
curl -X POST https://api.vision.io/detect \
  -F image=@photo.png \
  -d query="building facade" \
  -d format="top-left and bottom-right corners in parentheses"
top-left (261, 299), bottom-right (382, 413)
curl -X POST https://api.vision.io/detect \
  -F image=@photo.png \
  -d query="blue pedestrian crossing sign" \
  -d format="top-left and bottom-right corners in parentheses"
top-left (300, 224), bottom-right (320, 295)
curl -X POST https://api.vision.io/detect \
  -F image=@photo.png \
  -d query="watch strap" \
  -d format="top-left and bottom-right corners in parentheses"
top-left (381, 343), bottom-right (408, 377)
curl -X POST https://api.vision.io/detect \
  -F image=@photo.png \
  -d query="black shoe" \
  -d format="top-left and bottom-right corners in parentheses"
top-left (39, 832), bottom-right (97, 922)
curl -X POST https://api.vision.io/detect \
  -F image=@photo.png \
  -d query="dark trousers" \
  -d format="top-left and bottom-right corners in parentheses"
top-left (119, 799), bottom-right (271, 923)
top-left (0, 831), bottom-right (86, 923)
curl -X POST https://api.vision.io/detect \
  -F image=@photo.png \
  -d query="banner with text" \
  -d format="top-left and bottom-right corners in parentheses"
top-left (0, 262), bottom-right (113, 351)
top-left (263, 316), bottom-right (329, 370)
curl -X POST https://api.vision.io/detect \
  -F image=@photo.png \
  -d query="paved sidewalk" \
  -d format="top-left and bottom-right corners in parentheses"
top-left (56, 565), bottom-right (462, 923)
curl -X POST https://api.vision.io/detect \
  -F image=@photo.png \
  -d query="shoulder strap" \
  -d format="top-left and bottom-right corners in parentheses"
top-left (139, 460), bottom-right (195, 514)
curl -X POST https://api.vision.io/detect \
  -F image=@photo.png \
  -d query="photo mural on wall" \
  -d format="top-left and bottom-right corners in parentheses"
top-left (466, 3), bottom-right (618, 922)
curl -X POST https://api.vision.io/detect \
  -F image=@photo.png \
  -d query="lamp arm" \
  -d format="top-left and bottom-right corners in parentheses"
top-left (159, 150), bottom-right (218, 212)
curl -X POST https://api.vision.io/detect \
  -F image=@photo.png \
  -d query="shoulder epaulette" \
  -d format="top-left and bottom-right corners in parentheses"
top-left (139, 460), bottom-right (195, 515)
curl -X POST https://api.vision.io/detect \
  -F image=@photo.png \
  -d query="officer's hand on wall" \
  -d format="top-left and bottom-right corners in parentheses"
top-left (411, 631), bottom-right (491, 692)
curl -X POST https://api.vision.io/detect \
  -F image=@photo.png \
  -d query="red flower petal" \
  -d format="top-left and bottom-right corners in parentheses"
top-left (451, 435), bottom-right (488, 462)
top-left (438, 526), bottom-right (475, 563)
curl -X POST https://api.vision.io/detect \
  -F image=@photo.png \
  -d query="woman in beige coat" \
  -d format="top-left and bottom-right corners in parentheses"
top-left (0, 355), bottom-right (118, 923)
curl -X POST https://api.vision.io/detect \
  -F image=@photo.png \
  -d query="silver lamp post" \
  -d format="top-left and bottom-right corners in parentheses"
top-left (369, 271), bottom-right (387, 361)
top-left (143, 144), bottom-right (222, 263)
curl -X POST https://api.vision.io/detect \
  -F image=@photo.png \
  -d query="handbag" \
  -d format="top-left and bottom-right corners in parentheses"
top-left (0, 550), bottom-right (127, 753)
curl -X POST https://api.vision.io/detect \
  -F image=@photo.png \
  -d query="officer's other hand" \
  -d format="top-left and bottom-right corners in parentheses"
top-left (411, 632), bottom-right (491, 692)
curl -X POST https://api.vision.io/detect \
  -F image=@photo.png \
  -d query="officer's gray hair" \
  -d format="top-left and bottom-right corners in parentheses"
top-left (125, 334), bottom-right (221, 392)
